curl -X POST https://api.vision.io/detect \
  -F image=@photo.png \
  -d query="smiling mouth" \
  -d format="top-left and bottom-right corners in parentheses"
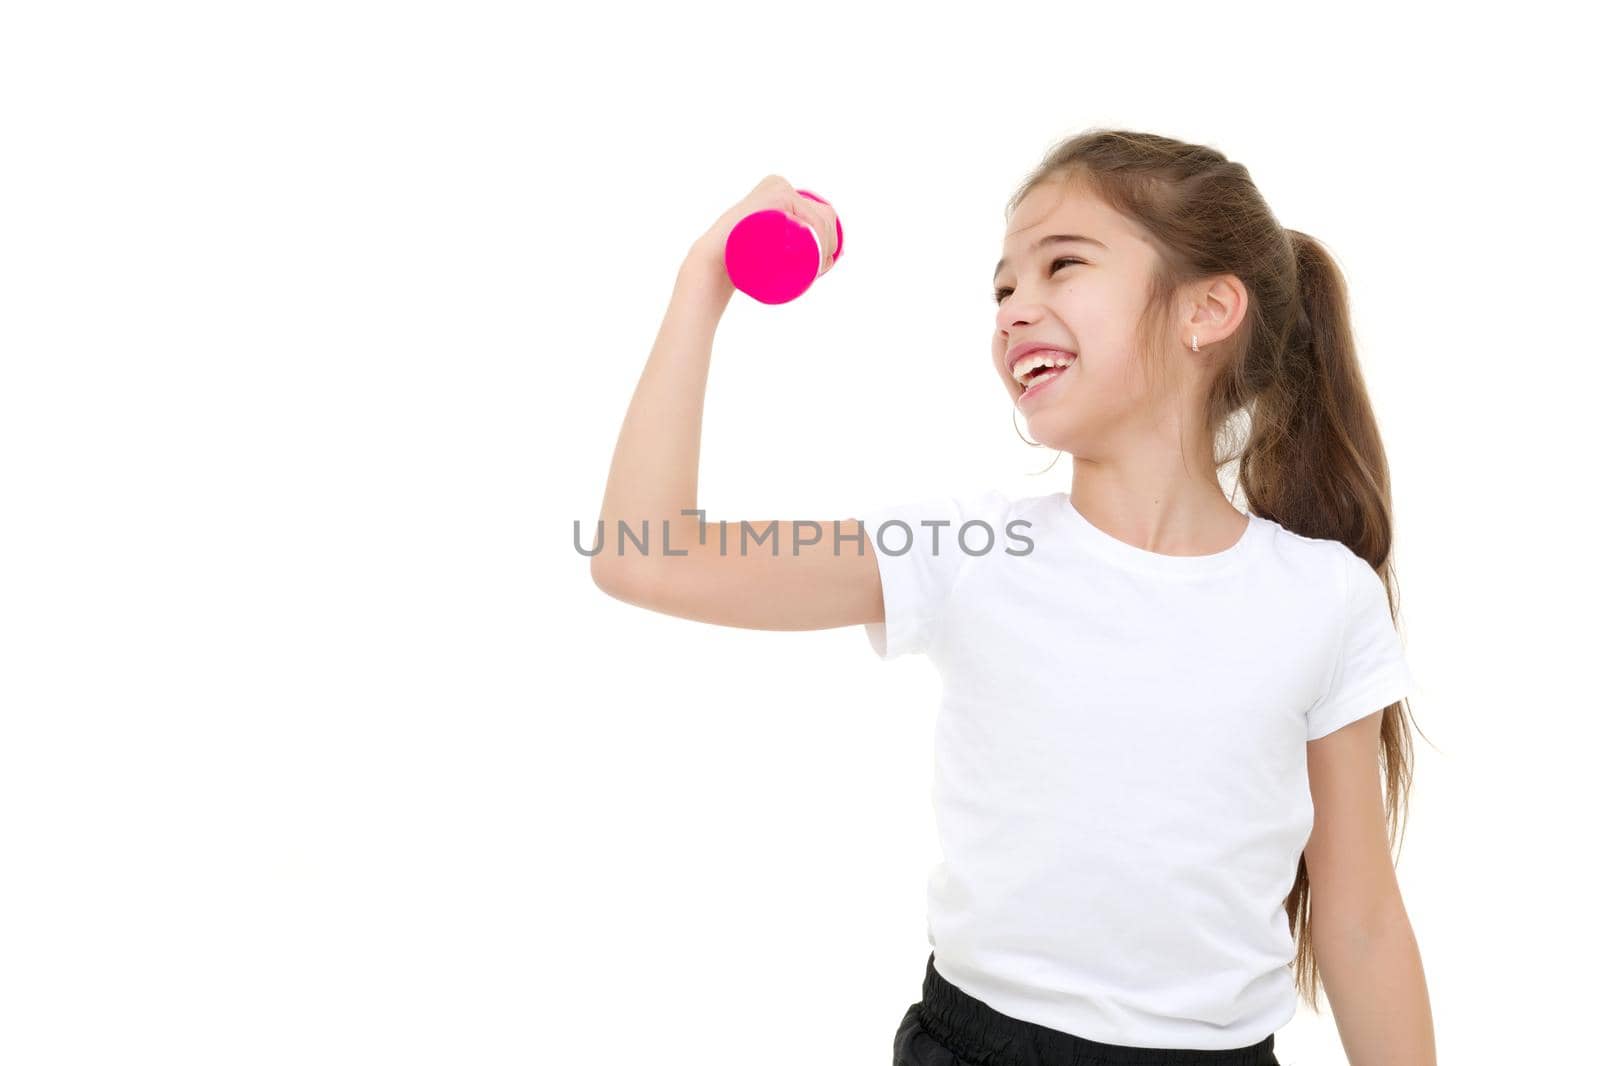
top-left (1012, 353), bottom-right (1077, 394)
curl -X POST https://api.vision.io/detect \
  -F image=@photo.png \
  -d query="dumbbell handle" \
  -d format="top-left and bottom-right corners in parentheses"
top-left (723, 189), bottom-right (843, 305)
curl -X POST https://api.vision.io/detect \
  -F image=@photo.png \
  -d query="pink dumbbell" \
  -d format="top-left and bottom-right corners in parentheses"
top-left (723, 189), bottom-right (844, 305)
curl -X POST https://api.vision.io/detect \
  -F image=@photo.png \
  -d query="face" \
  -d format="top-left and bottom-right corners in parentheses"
top-left (991, 179), bottom-right (1171, 453)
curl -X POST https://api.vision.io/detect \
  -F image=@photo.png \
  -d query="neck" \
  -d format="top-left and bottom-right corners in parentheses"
top-left (1065, 459), bottom-right (1246, 556)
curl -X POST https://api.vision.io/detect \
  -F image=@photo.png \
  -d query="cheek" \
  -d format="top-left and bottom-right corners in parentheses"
top-left (1091, 353), bottom-right (1154, 405)
top-left (991, 343), bottom-right (1012, 381)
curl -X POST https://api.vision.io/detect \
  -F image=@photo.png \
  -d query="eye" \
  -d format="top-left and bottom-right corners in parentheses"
top-left (993, 257), bottom-right (1082, 305)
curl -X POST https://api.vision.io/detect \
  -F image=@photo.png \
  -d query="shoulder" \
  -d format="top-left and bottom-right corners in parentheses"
top-left (1257, 517), bottom-right (1345, 563)
top-left (955, 486), bottom-right (1016, 526)
top-left (862, 486), bottom-right (1014, 531)
top-left (1252, 519), bottom-right (1354, 607)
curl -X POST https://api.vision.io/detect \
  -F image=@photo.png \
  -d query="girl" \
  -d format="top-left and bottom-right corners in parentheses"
top-left (590, 129), bottom-right (1434, 1065)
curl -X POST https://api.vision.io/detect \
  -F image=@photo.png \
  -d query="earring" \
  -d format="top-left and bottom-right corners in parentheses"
top-left (1191, 335), bottom-right (1199, 352)
top-left (1012, 406), bottom-right (1042, 447)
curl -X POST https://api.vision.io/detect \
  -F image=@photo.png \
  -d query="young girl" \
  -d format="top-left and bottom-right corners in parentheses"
top-left (590, 129), bottom-right (1435, 1065)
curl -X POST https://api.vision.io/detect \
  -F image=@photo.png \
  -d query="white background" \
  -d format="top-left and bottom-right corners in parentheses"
top-left (3, 2), bottom-right (1595, 1063)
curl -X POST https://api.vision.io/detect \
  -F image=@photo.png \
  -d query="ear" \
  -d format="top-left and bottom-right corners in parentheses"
top-left (1185, 274), bottom-right (1249, 349)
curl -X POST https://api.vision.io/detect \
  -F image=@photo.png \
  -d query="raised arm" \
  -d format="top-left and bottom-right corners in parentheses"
top-left (588, 178), bottom-right (883, 633)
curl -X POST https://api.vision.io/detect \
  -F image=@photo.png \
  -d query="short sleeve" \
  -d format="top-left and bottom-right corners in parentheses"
top-left (1305, 547), bottom-right (1418, 740)
top-left (857, 490), bottom-right (1007, 661)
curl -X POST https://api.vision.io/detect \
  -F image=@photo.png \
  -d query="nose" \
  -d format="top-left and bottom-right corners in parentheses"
top-left (994, 279), bottom-right (1048, 332)
top-left (996, 299), bottom-right (1041, 335)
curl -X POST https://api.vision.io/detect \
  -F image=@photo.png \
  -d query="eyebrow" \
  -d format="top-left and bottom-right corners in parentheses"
top-left (993, 234), bottom-right (1108, 282)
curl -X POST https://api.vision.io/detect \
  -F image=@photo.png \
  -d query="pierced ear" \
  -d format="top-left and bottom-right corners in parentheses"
top-left (1190, 275), bottom-right (1248, 343)
top-left (1214, 274), bottom-right (1249, 320)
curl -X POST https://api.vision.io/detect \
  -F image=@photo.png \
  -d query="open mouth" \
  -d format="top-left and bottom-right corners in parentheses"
top-left (1014, 353), bottom-right (1077, 396)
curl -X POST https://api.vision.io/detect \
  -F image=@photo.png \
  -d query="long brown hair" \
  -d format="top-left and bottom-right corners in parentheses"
top-left (1005, 128), bottom-right (1430, 1010)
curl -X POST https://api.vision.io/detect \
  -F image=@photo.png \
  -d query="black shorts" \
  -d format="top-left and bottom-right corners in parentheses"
top-left (893, 952), bottom-right (1280, 1066)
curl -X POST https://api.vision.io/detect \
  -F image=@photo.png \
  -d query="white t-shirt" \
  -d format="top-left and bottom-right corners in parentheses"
top-left (858, 488), bottom-right (1416, 1050)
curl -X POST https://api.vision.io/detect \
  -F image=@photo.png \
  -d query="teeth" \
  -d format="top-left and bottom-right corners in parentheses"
top-left (1012, 352), bottom-right (1076, 385)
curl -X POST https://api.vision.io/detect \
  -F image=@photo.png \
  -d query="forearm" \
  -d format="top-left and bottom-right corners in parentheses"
top-left (594, 245), bottom-right (734, 566)
top-left (1314, 909), bottom-right (1437, 1065)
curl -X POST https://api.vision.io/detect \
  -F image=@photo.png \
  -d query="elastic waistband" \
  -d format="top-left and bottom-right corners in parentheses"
top-left (915, 953), bottom-right (1278, 1066)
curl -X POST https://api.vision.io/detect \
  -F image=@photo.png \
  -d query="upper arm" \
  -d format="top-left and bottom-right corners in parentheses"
top-left (591, 517), bottom-right (886, 633)
top-left (1305, 546), bottom-right (1417, 741)
top-left (591, 489), bottom-right (1005, 657)
top-left (1304, 709), bottom-right (1405, 941)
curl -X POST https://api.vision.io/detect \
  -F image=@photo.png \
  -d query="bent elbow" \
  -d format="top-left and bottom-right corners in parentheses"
top-left (590, 555), bottom-right (654, 607)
